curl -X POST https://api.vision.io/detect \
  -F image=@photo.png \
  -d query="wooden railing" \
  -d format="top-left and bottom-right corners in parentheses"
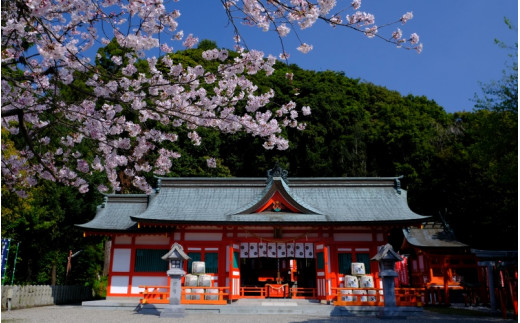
top-left (395, 288), bottom-right (427, 306)
top-left (333, 287), bottom-right (426, 307)
top-left (140, 285), bottom-right (425, 307)
top-left (139, 285), bottom-right (229, 305)
top-left (139, 285), bottom-right (169, 304)
top-left (291, 287), bottom-right (317, 299)
top-left (239, 286), bottom-right (316, 299)
top-left (182, 286), bottom-right (229, 305)
top-left (240, 286), bottom-right (266, 298)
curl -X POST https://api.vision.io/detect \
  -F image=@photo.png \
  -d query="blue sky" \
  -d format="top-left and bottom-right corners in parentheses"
top-left (174, 1), bottom-right (518, 113)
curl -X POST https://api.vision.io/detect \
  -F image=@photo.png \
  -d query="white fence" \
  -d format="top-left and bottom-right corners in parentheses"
top-left (1, 285), bottom-right (93, 310)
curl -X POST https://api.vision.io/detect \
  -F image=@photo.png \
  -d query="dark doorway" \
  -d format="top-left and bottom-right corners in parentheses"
top-left (240, 258), bottom-right (316, 288)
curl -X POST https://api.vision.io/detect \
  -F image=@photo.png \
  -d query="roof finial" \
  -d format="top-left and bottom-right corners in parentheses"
top-left (267, 163), bottom-right (288, 183)
top-left (394, 175), bottom-right (403, 194)
top-left (156, 178), bottom-right (162, 194)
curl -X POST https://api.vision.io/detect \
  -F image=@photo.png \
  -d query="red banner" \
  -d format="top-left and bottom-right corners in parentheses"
top-left (395, 256), bottom-right (409, 286)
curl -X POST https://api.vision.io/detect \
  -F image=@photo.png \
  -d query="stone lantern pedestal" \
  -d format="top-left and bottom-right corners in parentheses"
top-left (160, 243), bottom-right (190, 318)
top-left (371, 243), bottom-right (406, 319)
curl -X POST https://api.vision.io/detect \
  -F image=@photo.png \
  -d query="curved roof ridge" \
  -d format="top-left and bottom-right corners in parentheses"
top-left (229, 177), bottom-right (324, 215)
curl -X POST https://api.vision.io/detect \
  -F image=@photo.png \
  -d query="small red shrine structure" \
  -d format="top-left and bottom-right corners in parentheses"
top-left (400, 222), bottom-right (479, 305)
top-left (78, 166), bottom-right (429, 302)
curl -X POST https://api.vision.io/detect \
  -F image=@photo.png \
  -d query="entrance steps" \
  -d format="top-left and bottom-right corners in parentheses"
top-left (84, 298), bottom-right (423, 317)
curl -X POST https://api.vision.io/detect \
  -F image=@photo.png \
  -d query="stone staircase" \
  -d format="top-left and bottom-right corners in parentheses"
top-left (83, 298), bottom-right (422, 317)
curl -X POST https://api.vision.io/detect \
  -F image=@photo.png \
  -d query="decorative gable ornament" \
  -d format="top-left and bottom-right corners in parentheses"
top-left (255, 191), bottom-right (300, 213)
top-left (266, 163), bottom-right (288, 183)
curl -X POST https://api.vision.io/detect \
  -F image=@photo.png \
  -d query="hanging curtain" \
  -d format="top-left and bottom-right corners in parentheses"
top-left (268, 242), bottom-right (277, 258)
top-left (240, 242), bottom-right (249, 258)
top-left (305, 243), bottom-right (314, 258)
top-left (286, 243), bottom-right (295, 257)
top-left (295, 243), bottom-right (305, 258)
top-left (259, 242), bottom-right (267, 257)
top-left (277, 243), bottom-right (287, 257)
top-left (249, 243), bottom-right (258, 258)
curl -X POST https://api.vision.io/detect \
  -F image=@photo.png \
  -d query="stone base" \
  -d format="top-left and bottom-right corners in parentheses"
top-left (160, 305), bottom-right (186, 318)
top-left (377, 307), bottom-right (407, 320)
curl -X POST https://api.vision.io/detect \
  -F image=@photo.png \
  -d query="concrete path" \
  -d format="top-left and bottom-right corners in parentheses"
top-left (1, 302), bottom-right (516, 323)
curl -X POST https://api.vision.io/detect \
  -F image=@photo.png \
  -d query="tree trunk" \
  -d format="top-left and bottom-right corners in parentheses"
top-left (51, 264), bottom-right (56, 286)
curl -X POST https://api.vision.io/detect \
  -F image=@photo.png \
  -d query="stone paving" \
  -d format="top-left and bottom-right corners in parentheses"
top-left (1, 303), bottom-right (517, 323)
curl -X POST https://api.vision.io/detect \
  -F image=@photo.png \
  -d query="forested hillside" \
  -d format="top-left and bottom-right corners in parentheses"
top-left (2, 40), bottom-right (516, 287)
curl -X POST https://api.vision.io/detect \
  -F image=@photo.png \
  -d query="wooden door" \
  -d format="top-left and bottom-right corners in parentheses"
top-left (315, 243), bottom-right (333, 301)
top-left (227, 244), bottom-right (241, 300)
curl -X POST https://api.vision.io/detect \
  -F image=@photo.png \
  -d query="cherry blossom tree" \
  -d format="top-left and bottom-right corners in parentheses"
top-left (1, 0), bottom-right (422, 195)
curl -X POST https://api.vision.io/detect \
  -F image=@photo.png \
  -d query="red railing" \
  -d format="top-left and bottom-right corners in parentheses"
top-left (139, 285), bottom-right (229, 305)
top-left (182, 286), bottom-right (229, 305)
top-left (291, 287), bottom-right (317, 299)
top-left (239, 286), bottom-right (317, 299)
top-left (140, 285), bottom-right (425, 307)
top-left (240, 286), bottom-right (266, 298)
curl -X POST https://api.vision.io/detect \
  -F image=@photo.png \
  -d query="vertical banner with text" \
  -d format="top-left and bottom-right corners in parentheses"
top-left (1, 238), bottom-right (11, 284)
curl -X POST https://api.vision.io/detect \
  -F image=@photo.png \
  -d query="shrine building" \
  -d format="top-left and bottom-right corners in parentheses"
top-left (78, 166), bottom-right (429, 301)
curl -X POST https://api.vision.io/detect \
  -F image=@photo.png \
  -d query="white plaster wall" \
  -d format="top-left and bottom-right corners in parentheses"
top-left (112, 248), bottom-right (131, 272)
top-left (110, 276), bottom-right (129, 294)
top-left (130, 276), bottom-right (168, 294)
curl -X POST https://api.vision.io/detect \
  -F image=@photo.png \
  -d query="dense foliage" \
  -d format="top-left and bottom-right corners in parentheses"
top-left (1, 39), bottom-right (516, 286)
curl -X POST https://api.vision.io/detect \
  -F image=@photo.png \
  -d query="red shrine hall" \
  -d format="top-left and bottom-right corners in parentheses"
top-left (78, 166), bottom-right (429, 303)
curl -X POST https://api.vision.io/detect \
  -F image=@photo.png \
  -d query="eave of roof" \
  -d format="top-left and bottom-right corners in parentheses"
top-left (79, 175), bottom-right (430, 231)
top-left (75, 194), bottom-right (148, 232)
top-left (402, 227), bottom-right (468, 248)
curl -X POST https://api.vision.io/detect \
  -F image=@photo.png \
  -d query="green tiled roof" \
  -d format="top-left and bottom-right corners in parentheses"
top-left (403, 223), bottom-right (469, 248)
top-left (76, 194), bottom-right (148, 232)
top-left (78, 174), bottom-right (429, 231)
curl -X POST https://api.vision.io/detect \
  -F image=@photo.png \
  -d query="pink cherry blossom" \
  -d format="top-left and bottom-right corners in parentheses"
top-left (297, 43), bottom-right (313, 54)
top-left (182, 34), bottom-right (199, 48)
top-left (401, 12), bottom-right (413, 24)
top-left (302, 106), bottom-right (311, 116)
top-left (1, 0), bottom-right (421, 195)
top-left (409, 33), bottom-right (420, 45)
top-left (206, 158), bottom-right (217, 168)
top-left (351, 0), bottom-right (362, 10)
top-left (276, 24), bottom-right (291, 37)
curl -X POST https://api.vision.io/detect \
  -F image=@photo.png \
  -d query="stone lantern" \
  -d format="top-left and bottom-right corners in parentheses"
top-left (371, 243), bottom-right (404, 318)
top-left (160, 242), bottom-right (190, 318)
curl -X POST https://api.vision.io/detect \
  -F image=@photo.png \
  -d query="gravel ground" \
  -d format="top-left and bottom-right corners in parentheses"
top-left (1, 305), bottom-right (516, 323)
